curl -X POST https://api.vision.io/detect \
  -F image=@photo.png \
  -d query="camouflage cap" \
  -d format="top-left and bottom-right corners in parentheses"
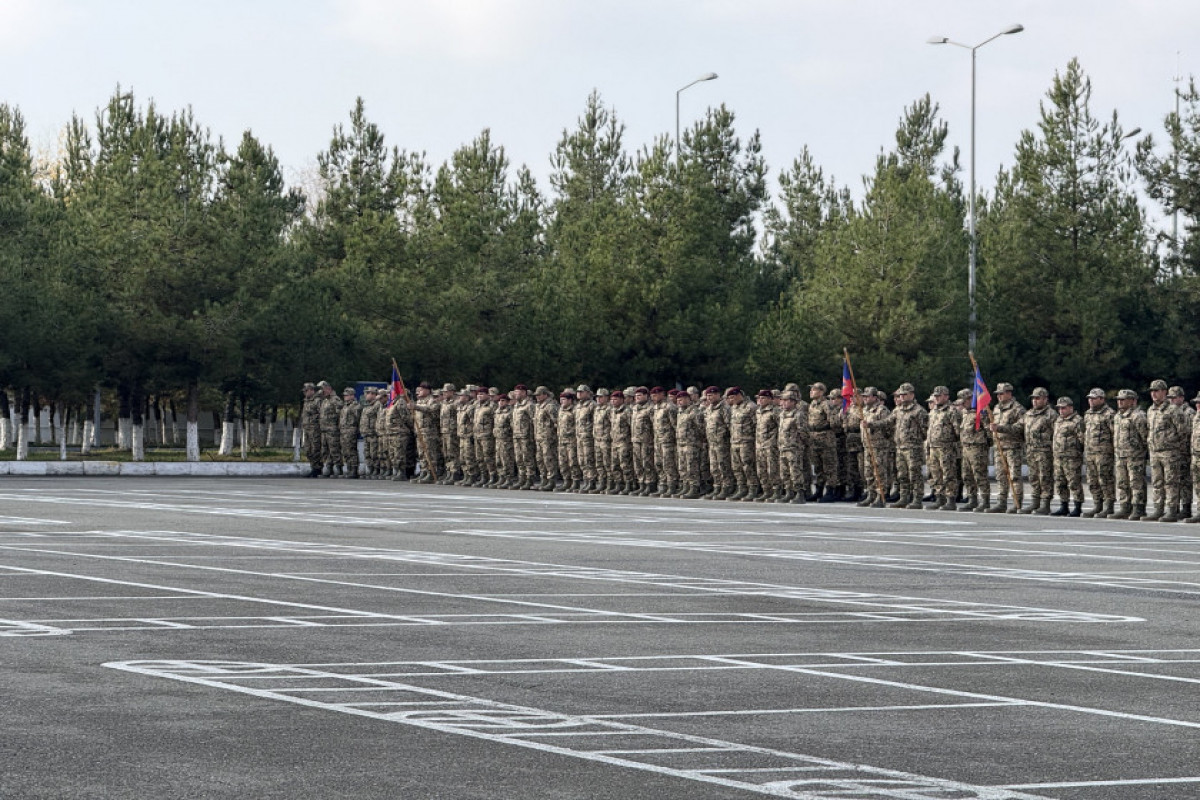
top-left (595, 388), bottom-right (610, 397)
top-left (364, 386), bottom-right (377, 394)
top-left (932, 385), bottom-right (950, 396)
top-left (625, 387), bottom-right (637, 397)
top-left (863, 386), bottom-right (877, 397)
top-left (784, 382), bottom-right (801, 392)
top-left (895, 382), bottom-right (915, 395)
top-left (576, 384), bottom-right (592, 394)
top-left (995, 382), bottom-right (1014, 393)
top-left (1149, 379), bottom-right (1168, 391)
top-left (316, 380), bottom-right (331, 389)
top-left (875, 388), bottom-right (889, 400)
top-left (1193, 391), bottom-right (1200, 403)
top-left (957, 388), bottom-right (972, 401)
top-left (465, 384), bottom-right (478, 392)
top-left (686, 386), bottom-right (699, 395)
top-left (1117, 389), bottom-right (1138, 400)
top-left (442, 383), bottom-right (457, 392)
top-left (1086, 388), bottom-right (1106, 399)
top-left (1056, 396), bottom-right (1074, 407)
top-left (1168, 385), bottom-right (1185, 398)
top-left (534, 385), bottom-right (550, 396)
top-left (488, 386), bottom-right (499, 395)
top-left (302, 382), bottom-right (315, 391)
top-left (926, 394), bottom-right (937, 403)
top-left (810, 382), bottom-right (827, 393)
top-left (781, 390), bottom-right (798, 401)
top-left (829, 388), bottom-right (841, 398)
top-left (342, 387), bottom-right (356, 396)
top-left (771, 389), bottom-right (781, 398)
top-left (1030, 387), bottom-right (1049, 398)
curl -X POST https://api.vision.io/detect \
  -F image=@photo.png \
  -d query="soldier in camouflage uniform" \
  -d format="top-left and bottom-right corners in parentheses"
top-left (317, 381), bottom-right (343, 476)
top-left (777, 390), bottom-right (807, 504)
top-left (1050, 396), bottom-right (1085, 516)
top-left (374, 390), bottom-right (392, 479)
top-left (358, 387), bottom-right (380, 478)
top-left (1170, 386), bottom-right (1195, 520)
top-left (957, 388), bottom-right (991, 511)
top-left (1082, 388), bottom-right (1116, 518)
top-left (704, 386), bottom-right (733, 500)
top-left (454, 390), bottom-right (477, 485)
top-left (727, 387), bottom-right (759, 501)
top-left (301, 382), bottom-right (323, 478)
top-left (829, 389), bottom-right (849, 499)
top-left (754, 389), bottom-right (781, 501)
top-left (411, 382), bottom-right (442, 483)
top-left (925, 386), bottom-right (962, 510)
top-left (593, 389), bottom-right (613, 493)
top-left (651, 388), bottom-right (680, 497)
top-left (556, 389), bottom-right (580, 491)
top-left (1188, 392), bottom-right (1200, 523)
top-left (339, 387), bottom-right (362, 478)
top-left (631, 387), bottom-right (656, 496)
top-left (1146, 379), bottom-right (1189, 522)
top-left (843, 391), bottom-right (866, 504)
top-left (609, 390), bottom-right (635, 494)
top-left (384, 387), bottom-right (413, 481)
top-left (988, 383), bottom-right (1025, 514)
top-left (808, 382), bottom-right (839, 502)
top-left (675, 390), bottom-right (704, 499)
top-left (874, 383), bottom-right (926, 509)
top-left (439, 384), bottom-right (459, 484)
top-left (512, 385), bottom-right (536, 489)
top-left (534, 386), bottom-right (560, 490)
top-left (1020, 388), bottom-right (1055, 515)
top-left (473, 389), bottom-right (497, 487)
top-left (1110, 389), bottom-right (1149, 520)
top-left (494, 391), bottom-right (516, 488)
top-left (574, 385), bottom-right (598, 493)
top-left (857, 389), bottom-right (891, 507)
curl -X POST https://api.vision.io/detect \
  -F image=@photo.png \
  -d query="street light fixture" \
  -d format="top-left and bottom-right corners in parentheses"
top-left (928, 24), bottom-right (1023, 356)
top-left (676, 72), bottom-right (719, 161)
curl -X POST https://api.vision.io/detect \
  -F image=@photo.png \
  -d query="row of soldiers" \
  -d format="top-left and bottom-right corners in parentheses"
top-left (297, 377), bottom-right (1200, 522)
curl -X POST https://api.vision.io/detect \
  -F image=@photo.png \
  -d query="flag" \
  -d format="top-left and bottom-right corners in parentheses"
top-left (841, 355), bottom-right (855, 411)
top-left (386, 364), bottom-right (404, 408)
top-left (972, 363), bottom-right (992, 431)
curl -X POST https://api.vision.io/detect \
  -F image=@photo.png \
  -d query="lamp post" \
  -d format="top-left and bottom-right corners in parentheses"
top-left (676, 72), bottom-right (718, 161)
top-left (928, 25), bottom-right (1023, 355)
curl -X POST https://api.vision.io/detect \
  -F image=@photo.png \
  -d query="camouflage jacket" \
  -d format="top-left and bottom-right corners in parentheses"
top-left (473, 400), bottom-right (495, 438)
top-left (493, 404), bottom-right (513, 441)
top-left (1147, 401), bottom-right (1188, 454)
top-left (556, 404), bottom-right (576, 441)
top-left (864, 404), bottom-right (892, 450)
top-left (512, 398), bottom-right (534, 439)
top-left (609, 404), bottom-right (632, 445)
top-left (439, 400), bottom-right (458, 440)
top-left (676, 405), bottom-right (704, 449)
top-left (338, 399), bottom-right (361, 434)
top-left (534, 400), bottom-right (558, 445)
top-left (926, 403), bottom-right (961, 448)
top-left (959, 406), bottom-right (991, 447)
top-left (729, 401), bottom-right (757, 445)
top-left (593, 403), bottom-right (612, 443)
top-left (991, 399), bottom-right (1026, 448)
top-left (843, 404), bottom-right (864, 452)
top-left (704, 401), bottom-right (731, 446)
top-left (301, 396), bottom-right (322, 430)
top-left (755, 405), bottom-right (779, 449)
top-left (360, 401), bottom-right (380, 438)
top-left (1052, 410), bottom-right (1084, 459)
top-left (632, 401), bottom-right (655, 444)
top-left (318, 395), bottom-right (343, 432)
top-left (778, 407), bottom-right (805, 453)
top-left (808, 397), bottom-right (836, 435)
top-left (1114, 407), bottom-right (1149, 459)
top-left (414, 396), bottom-right (440, 436)
top-left (1082, 405), bottom-right (1115, 456)
top-left (1023, 406), bottom-right (1055, 453)
top-left (575, 400), bottom-right (596, 441)
top-left (384, 400), bottom-right (410, 436)
top-left (653, 401), bottom-right (678, 445)
top-left (891, 401), bottom-right (928, 450)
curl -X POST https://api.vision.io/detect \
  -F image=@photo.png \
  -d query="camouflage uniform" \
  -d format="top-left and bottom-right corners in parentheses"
top-left (675, 398), bottom-right (704, 498)
top-left (512, 392), bottom-right (536, 488)
top-left (1051, 399), bottom-right (1085, 514)
top-left (374, 396), bottom-right (391, 477)
top-left (958, 395), bottom-right (991, 511)
top-left (925, 389), bottom-right (962, 509)
top-left (455, 394), bottom-right (477, 483)
top-left (473, 395), bottom-right (496, 486)
top-left (652, 393), bottom-right (680, 495)
top-left (609, 395), bottom-right (635, 492)
top-left (862, 393), bottom-right (893, 506)
top-left (1022, 392), bottom-right (1055, 515)
top-left (593, 391), bottom-right (613, 491)
top-left (807, 385), bottom-right (839, 500)
top-left (1082, 390), bottom-right (1116, 518)
top-left (704, 392), bottom-right (733, 499)
top-left (878, 384), bottom-right (927, 509)
top-left (777, 392), bottom-right (807, 504)
top-left (844, 400), bottom-right (865, 502)
top-left (301, 385), bottom-right (323, 477)
top-left (494, 397), bottom-right (516, 487)
top-left (384, 398), bottom-right (413, 480)
top-left (1111, 391), bottom-right (1149, 519)
top-left (989, 390), bottom-right (1026, 513)
top-left (631, 392), bottom-right (656, 494)
top-left (754, 396), bottom-right (780, 500)
top-left (728, 392), bottom-right (759, 500)
top-left (1173, 388), bottom-right (1196, 518)
top-left (318, 385), bottom-right (343, 475)
top-left (338, 390), bottom-right (362, 477)
top-left (439, 386), bottom-right (459, 482)
top-left (534, 391), bottom-right (560, 489)
top-left (1147, 381), bottom-right (1189, 521)
top-left (359, 390), bottom-right (381, 477)
top-left (1189, 396), bottom-right (1200, 523)
top-left (574, 388), bottom-right (597, 490)
top-left (413, 391), bottom-right (442, 482)
top-left (556, 394), bottom-right (580, 490)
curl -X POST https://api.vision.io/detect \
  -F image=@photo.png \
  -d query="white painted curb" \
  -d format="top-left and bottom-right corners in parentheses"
top-left (1, 461), bottom-right (312, 477)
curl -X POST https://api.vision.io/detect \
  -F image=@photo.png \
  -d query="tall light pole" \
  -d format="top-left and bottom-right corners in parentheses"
top-left (676, 72), bottom-right (718, 161)
top-left (928, 25), bottom-right (1023, 355)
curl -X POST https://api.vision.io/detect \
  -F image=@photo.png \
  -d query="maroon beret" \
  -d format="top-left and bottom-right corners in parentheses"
top-left (611, 390), bottom-right (625, 398)
top-left (727, 386), bottom-right (743, 396)
top-left (667, 388), bottom-right (680, 397)
top-left (703, 385), bottom-right (720, 395)
top-left (757, 389), bottom-right (772, 398)
top-left (650, 386), bottom-right (665, 394)
top-left (513, 384), bottom-right (528, 391)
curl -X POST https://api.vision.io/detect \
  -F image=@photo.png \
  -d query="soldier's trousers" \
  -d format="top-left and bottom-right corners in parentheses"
top-left (416, 430), bottom-right (442, 476)
top-left (1054, 456), bottom-right (1084, 502)
top-left (700, 439), bottom-right (711, 486)
top-left (1191, 454), bottom-right (1200, 509)
top-left (577, 437), bottom-right (596, 482)
top-left (995, 447), bottom-right (1023, 506)
top-left (496, 439), bottom-right (515, 480)
top-left (611, 442), bottom-right (634, 485)
top-left (475, 435), bottom-right (496, 478)
top-left (709, 441), bottom-right (733, 489)
top-left (656, 441), bottom-right (679, 486)
top-left (340, 431), bottom-right (359, 474)
top-left (1182, 452), bottom-right (1194, 507)
top-left (927, 445), bottom-right (958, 499)
top-left (961, 444), bottom-right (989, 500)
top-left (459, 434), bottom-right (477, 478)
top-left (678, 446), bottom-right (700, 485)
top-left (756, 443), bottom-right (779, 491)
top-left (320, 429), bottom-right (341, 467)
top-left (441, 433), bottom-right (458, 476)
top-left (304, 426), bottom-right (322, 471)
top-left (861, 443), bottom-right (891, 496)
top-left (1150, 450), bottom-right (1183, 508)
top-left (810, 431), bottom-right (838, 488)
top-left (632, 440), bottom-right (654, 484)
top-left (362, 434), bottom-right (377, 471)
top-left (595, 439), bottom-right (612, 485)
top-left (515, 437), bottom-right (536, 482)
top-left (731, 441), bottom-right (758, 489)
top-left (1115, 456), bottom-right (1147, 508)
top-left (895, 447), bottom-right (924, 499)
top-left (1085, 453), bottom-right (1116, 506)
top-left (537, 439), bottom-right (559, 482)
top-left (780, 449), bottom-right (804, 492)
top-left (835, 433), bottom-right (849, 486)
top-left (1027, 449), bottom-right (1053, 500)
top-left (389, 431), bottom-right (411, 475)
top-left (845, 447), bottom-right (862, 491)
top-left (558, 438), bottom-right (580, 481)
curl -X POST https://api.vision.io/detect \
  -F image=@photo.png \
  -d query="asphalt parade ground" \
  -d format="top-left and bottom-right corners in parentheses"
top-left (2, 478), bottom-right (1200, 799)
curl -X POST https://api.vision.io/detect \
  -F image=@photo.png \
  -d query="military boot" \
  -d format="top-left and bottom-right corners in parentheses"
top-left (1019, 495), bottom-right (1039, 515)
top-left (888, 493), bottom-right (909, 509)
top-left (1185, 511), bottom-right (1200, 523)
top-left (1035, 497), bottom-right (1051, 515)
top-left (682, 483), bottom-right (701, 500)
top-left (1108, 502), bottom-right (1129, 519)
top-left (927, 495), bottom-right (944, 510)
top-left (1068, 501), bottom-right (1082, 517)
top-left (1082, 502), bottom-right (1098, 519)
top-left (921, 491), bottom-right (936, 502)
top-left (819, 486), bottom-right (838, 503)
top-left (1160, 503), bottom-right (1181, 523)
top-left (963, 494), bottom-right (978, 511)
top-left (1050, 501), bottom-right (1069, 517)
top-left (974, 496), bottom-right (991, 513)
top-left (986, 497), bottom-right (1006, 513)
top-left (1144, 504), bottom-right (1164, 521)
top-left (940, 496), bottom-right (959, 511)
top-left (793, 490), bottom-right (808, 505)
top-left (905, 496), bottom-right (924, 510)
top-left (856, 491), bottom-right (873, 508)
top-left (743, 485), bottom-right (761, 502)
top-left (1128, 503), bottom-right (1144, 521)
top-left (1182, 502), bottom-right (1193, 520)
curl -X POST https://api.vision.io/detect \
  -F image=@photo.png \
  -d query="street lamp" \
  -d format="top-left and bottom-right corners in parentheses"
top-left (928, 24), bottom-right (1023, 355)
top-left (676, 72), bottom-right (718, 161)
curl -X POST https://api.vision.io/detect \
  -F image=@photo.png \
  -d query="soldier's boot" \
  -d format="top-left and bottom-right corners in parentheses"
top-left (1127, 503), bottom-right (1144, 522)
top-left (728, 484), bottom-right (746, 501)
top-left (818, 486), bottom-right (838, 503)
top-left (683, 483), bottom-right (701, 500)
top-left (673, 482), bottom-right (686, 498)
top-left (1082, 501), bottom-right (1098, 519)
top-left (927, 495), bottom-right (944, 510)
top-left (1050, 500), bottom-right (1070, 517)
top-left (1035, 497), bottom-right (1051, 515)
top-left (1182, 502), bottom-right (1193, 520)
top-left (886, 490), bottom-right (900, 503)
top-left (808, 484), bottom-right (823, 502)
top-left (347, 469), bottom-right (359, 479)
top-left (309, 466), bottom-right (321, 478)
top-left (540, 478), bottom-right (555, 492)
top-left (975, 496), bottom-right (991, 513)
top-left (650, 482), bottom-right (665, 498)
top-left (1109, 502), bottom-right (1129, 519)
top-left (888, 493), bottom-right (909, 509)
top-left (869, 492), bottom-right (883, 508)
top-left (1068, 501), bottom-right (1082, 517)
top-left (754, 486), bottom-right (770, 502)
top-left (1185, 510), bottom-right (1200, 523)
top-left (1144, 504), bottom-right (1164, 521)
top-left (742, 485), bottom-right (760, 502)
top-left (921, 491), bottom-right (936, 502)
top-left (940, 495), bottom-right (959, 511)
top-left (1019, 494), bottom-right (1039, 514)
top-left (986, 497), bottom-right (1007, 513)
top-left (1160, 503), bottom-right (1181, 523)
top-left (905, 495), bottom-right (924, 510)
top-left (856, 491), bottom-right (873, 507)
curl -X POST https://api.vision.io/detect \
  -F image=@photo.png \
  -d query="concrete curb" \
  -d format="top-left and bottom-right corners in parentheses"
top-left (0, 461), bottom-right (312, 477)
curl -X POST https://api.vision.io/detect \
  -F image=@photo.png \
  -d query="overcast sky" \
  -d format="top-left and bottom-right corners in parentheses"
top-left (1, 0), bottom-right (1194, 208)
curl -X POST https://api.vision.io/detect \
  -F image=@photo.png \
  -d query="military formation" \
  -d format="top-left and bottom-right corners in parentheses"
top-left (298, 376), bottom-right (1200, 523)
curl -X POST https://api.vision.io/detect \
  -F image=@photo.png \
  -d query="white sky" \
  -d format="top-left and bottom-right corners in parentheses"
top-left (1, 0), bottom-right (1194, 213)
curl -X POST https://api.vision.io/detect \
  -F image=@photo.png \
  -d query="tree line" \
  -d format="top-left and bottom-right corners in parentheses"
top-left (1, 59), bottom-right (1198, 460)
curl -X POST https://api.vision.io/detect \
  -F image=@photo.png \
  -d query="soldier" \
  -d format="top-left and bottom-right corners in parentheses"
top-left (359, 387), bottom-right (380, 478)
top-left (374, 389), bottom-right (392, 479)
top-left (778, 390), bottom-right (807, 504)
top-left (1188, 392), bottom-right (1200, 523)
top-left (316, 381), bottom-right (343, 477)
top-left (301, 382), bottom-right (323, 478)
top-left (988, 383), bottom-right (1025, 514)
top-left (533, 386), bottom-right (559, 490)
top-left (725, 387), bottom-right (759, 501)
top-left (593, 388), bottom-right (613, 493)
top-left (454, 389), bottom-right (477, 485)
top-left (384, 385), bottom-right (413, 481)
top-left (439, 383), bottom-right (460, 485)
top-left (631, 387), bottom-right (656, 496)
top-left (473, 388), bottom-right (497, 487)
top-left (1050, 396), bottom-right (1085, 516)
top-left (807, 382), bottom-right (839, 502)
top-left (704, 386), bottom-right (733, 500)
top-left (1082, 388), bottom-right (1117, 518)
top-left (1170, 386), bottom-right (1195, 520)
top-left (877, 382), bottom-right (926, 509)
top-left (689, 386), bottom-right (711, 493)
top-left (1146, 379), bottom-right (1189, 522)
top-left (829, 388), bottom-right (849, 499)
top-left (651, 387), bottom-right (680, 497)
top-left (858, 388), bottom-right (890, 507)
top-left (411, 382), bottom-right (442, 483)
top-left (924, 386), bottom-right (961, 510)
top-left (843, 390), bottom-right (866, 504)
top-left (609, 390), bottom-right (635, 494)
top-left (958, 388), bottom-right (991, 511)
top-left (494, 391), bottom-right (516, 488)
top-left (511, 385), bottom-right (536, 489)
top-left (556, 389), bottom-right (579, 491)
top-left (1110, 389), bottom-right (1150, 520)
top-left (574, 385), bottom-right (598, 493)
top-left (339, 387), bottom-right (362, 478)
top-left (1020, 388), bottom-right (1055, 515)
top-left (751, 390), bottom-right (779, 501)
top-left (675, 390), bottom-right (704, 499)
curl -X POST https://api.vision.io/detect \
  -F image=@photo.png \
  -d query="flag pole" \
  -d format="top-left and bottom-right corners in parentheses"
top-left (844, 348), bottom-right (884, 503)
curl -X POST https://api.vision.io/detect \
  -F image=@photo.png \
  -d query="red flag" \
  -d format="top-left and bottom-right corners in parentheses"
top-left (386, 364), bottom-right (404, 408)
top-left (972, 363), bottom-right (992, 430)
top-left (841, 356), bottom-right (855, 411)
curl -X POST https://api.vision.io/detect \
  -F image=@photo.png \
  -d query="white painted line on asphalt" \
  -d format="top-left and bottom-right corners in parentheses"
top-left (0, 516), bottom-right (70, 525)
top-left (1003, 776), bottom-right (1200, 789)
